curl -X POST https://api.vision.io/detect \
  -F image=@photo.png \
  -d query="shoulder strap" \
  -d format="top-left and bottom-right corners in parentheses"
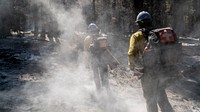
top-left (139, 28), bottom-right (150, 41)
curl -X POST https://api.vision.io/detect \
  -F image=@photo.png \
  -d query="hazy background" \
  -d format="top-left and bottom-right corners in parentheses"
top-left (14, 0), bottom-right (146, 112)
top-left (0, 0), bottom-right (199, 112)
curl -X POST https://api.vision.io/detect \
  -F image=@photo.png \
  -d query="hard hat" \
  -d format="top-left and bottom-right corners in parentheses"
top-left (88, 23), bottom-right (98, 31)
top-left (135, 11), bottom-right (152, 24)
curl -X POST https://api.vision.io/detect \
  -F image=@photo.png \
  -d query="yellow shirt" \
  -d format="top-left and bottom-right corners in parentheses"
top-left (84, 35), bottom-right (93, 51)
top-left (128, 30), bottom-right (146, 70)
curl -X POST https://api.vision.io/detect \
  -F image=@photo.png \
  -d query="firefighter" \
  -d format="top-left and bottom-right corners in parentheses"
top-left (128, 11), bottom-right (175, 112)
top-left (84, 23), bottom-right (110, 92)
top-left (84, 23), bottom-right (98, 68)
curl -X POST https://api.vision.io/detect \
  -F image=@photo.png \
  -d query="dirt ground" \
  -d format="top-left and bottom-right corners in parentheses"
top-left (0, 36), bottom-right (200, 112)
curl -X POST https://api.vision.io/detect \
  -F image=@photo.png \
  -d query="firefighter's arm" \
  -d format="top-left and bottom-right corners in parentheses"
top-left (84, 36), bottom-right (93, 51)
top-left (128, 35), bottom-right (138, 70)
top-left (128, 32), bottom-right (145, 79)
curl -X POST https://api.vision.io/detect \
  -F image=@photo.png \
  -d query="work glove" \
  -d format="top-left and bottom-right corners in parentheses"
top-left (133, 67), bottom-right (144, 79)
top-left (89, 44), bottom-right (95, 52)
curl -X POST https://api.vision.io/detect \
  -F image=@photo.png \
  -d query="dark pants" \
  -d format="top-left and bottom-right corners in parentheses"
top-left (91, 55), bottom-right (110, 91)
top-left (141, 67), bottom-right (175, 112)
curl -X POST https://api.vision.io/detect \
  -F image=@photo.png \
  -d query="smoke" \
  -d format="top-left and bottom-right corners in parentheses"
top-left (0, 1), bottom-right (197, 112)
top-left (11, 0), bottom-right (148, 112)
top-left (173, 1), bottom-right (200, 37)
top-left (31, 0), bottom-right (86, 39)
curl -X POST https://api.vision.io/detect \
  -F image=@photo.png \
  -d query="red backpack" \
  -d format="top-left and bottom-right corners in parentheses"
top-left (143, 27), bottom-right (182, 67)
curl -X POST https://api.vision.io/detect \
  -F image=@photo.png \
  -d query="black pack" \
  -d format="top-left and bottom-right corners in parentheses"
top-left (143, 27), bottom-right (182, 68)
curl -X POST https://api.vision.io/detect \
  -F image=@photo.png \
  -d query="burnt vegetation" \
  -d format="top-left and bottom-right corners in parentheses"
top-left (0, 0), bottom-right (200, 112)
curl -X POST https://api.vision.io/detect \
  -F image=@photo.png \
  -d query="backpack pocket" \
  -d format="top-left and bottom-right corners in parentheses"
top-left (143, 48), bottom-right (160, 68)
top-left (96, 37), bottom-right (107, 49)
top-left (160, 43), bottom-right (182, 66)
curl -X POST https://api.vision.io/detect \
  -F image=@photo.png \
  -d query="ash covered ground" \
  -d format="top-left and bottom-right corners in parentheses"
top-left (0, 36), bottom-right (200, 112)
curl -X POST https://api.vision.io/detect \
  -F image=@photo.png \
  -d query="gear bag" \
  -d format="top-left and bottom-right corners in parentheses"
top-left (92, 36), bottom-right (108, 50)
top-left (143, 27), bottom-right (182, 67)
top-left (90, 36), bottom-right (108, 55)
top-left (95, 36), bottom-right (107, 49)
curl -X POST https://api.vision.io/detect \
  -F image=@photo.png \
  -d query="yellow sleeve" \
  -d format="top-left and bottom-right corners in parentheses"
top-left (128, 35), bottom-right (137, 56)
top-left (128, 35), bottom-right (136, 70)
top-left (128, 31), bottom-right (144, 70)
top-left (84, 36), bottom-right (93, 51)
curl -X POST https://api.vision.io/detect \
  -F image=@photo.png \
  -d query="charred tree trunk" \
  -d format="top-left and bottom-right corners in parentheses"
top-left (164, 0), bottom-right (174, 27)
top-left (101, 0), bottom-right (111, 32)
top-left (33, 5), bottom-right (39, 37)
top-left (92, 0), bottom-right (96, 22)
top-left (112, 0), bottom-right (116, 10)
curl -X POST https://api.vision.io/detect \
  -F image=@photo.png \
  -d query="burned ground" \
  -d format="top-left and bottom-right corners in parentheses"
top-left (0, 36), bottom-right (200, 112)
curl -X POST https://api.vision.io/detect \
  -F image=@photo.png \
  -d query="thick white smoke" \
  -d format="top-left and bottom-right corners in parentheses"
top-left (15, 0), bottom-right (147, 112)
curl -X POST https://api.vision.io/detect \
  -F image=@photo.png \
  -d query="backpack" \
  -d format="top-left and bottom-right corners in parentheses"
top-left (90, 36), bottom-right (109, 55)
top-left (143, 27), bottom-right (182, 68)
top-left (93, 36), bottom-right (108, 50)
